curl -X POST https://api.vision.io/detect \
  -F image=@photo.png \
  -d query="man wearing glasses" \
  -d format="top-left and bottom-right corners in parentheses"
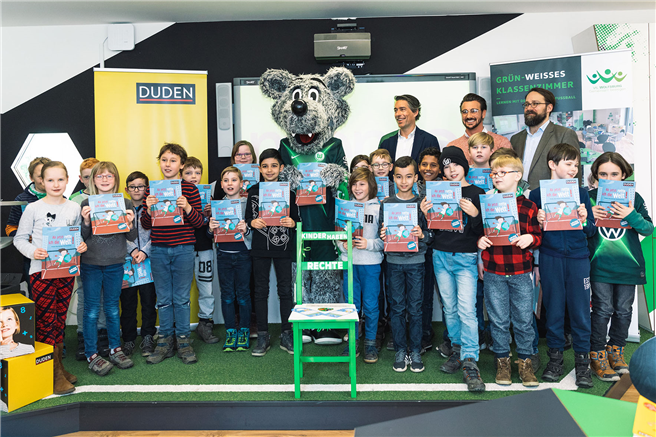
top-left (379, 94), bottom-right (440, 163)
top-left (447, 93), bottom-right (512, 164)
top-left (511, 87), bottom-right (580, 190)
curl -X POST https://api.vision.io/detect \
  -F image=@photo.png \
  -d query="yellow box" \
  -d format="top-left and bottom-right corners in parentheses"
top-left (0, 294), bottom-right (36, 359)
top-left (1, 341), bottom-right (53, 412)
top-left (633, 395), bottom-right (656, 437)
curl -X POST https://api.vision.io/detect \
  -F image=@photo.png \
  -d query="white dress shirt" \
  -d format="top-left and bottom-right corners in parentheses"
top-left (396, 127), bottom-right (416, 159)
top-left (522, 120), bottom-right (550, 181)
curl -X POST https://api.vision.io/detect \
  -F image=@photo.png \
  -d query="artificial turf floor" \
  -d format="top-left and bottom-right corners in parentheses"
top-left (6, 325), bottom-right (651, 414)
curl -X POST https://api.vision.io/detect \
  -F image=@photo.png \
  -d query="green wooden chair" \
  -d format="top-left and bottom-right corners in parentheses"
top-left (288, 222), bottom-right (358, 398)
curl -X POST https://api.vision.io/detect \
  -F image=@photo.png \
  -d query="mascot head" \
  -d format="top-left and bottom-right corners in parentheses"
top-left (260, 67), bottom-right (355, 155)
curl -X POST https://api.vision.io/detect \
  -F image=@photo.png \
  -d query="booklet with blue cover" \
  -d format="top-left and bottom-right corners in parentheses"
top-left (41, 226), bottom-right (82, 279)
top-left (480, 192), bottom-right (521, 246)
top-left (425, 181), bottom-right (463, 231)
top-left (595, 179), bottom-right (635, 229)
top-left (234, 164), bottom-right (260, 198)
top-left (211, 199), bottom-right (244, 243)
top-left (258, 182), bottom-right (290, 226)
top-left (334, 198), bottom-right (365, 238)
top-left (539, 179), bottom-right (583, 231)
top-left (89, 193), bottom-right (129, 235)
top-left (466, 168), bottom-right (493, 191)
top-left (296, 162), bottom-right (326, 206)
top-left (375, 177), bottom-right (390, 201)
top-left (149, 179), bottom-right (183, 226)
top-left (196, 184), bottom-right (213, 209)
top-left (121, 256), bottom-right (153, 289)
top-left (383, 203), bottom-right (418, 252)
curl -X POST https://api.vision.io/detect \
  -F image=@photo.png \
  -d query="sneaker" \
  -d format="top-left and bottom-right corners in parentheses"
top-left (530, 352), bottom-right (542, 374)
top-left (109, 348), bottom-right (134, 369)
top-left (437, 339), bottom-right (453, 358)
top-left (196, 319), bottom-right (220, 344)
top-left (420, 337), bottom-right (433, 355)
top-left (479, 330), bottom-right (493, 352)
top-left (590, 350), bottom-right (620, 382)
top-left (302, 330), bottom-right (313, 344)
top-left (340, 342), bottom-right (360, 357)
top-left (542, 348), bottom-right (564, 382)
top-left (386, 338), bottom-right (395, 351)
top-left (140, 335), bottom-right (155, 357)
top-left (574, 353), bottom-right (594, 388)
top-left (606, 345), bottom-right (629, 374)
top-left (440, 350), bottom-right (462, 374)
top-left (236, 328), bottom-right (250, 351)
top-left (88, 353), bottom-right (113, 376)
top-left (280, 330), bottom-right (294, 354)
top-left (363, 339), bottom-right (378, 364)
top-left (176, 335), bottom-right (197, 364)
top-left (312, 329), bottom-right (342, 345)
top-left (495, 357), bottom-right (512, 385)
top-left (343, 332), bottom-right (348, 342)
top-left (517, 357), bottom-right (539, 387)
top-left (252, 331), bottom-right (271, 357)
top-left (97, 328), bottom-right (110, 357)
top-left (76, 332), bottom-right (86, 361)
top-left (122, 341), bottom-right (135, 357)
top-left (146, 335), bottom-right (175, 365)
top-left (409, 351), bottom-right (424, 373)
top-left (223, 329), bottom-right (237, 352)
top-left (393, 350), bottom-right (409, 372)
top-left (462, 358), bottom-right (485, 393)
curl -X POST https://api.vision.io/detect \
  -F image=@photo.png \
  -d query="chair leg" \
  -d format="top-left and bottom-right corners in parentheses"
top-left (294, 324), bottom-right (301, 398)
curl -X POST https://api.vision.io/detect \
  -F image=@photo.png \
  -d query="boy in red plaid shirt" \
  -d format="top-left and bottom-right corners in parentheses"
top-left (477, 154), bottom-right (542, 387)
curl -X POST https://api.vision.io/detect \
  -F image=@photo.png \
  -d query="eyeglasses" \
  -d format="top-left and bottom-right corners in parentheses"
top-left (127, 185), bottom-right (147, 191)
top-left (235, 152), bottom-right (252, 158)
top-left (372, 163), bottom-right (391, 169)
top-left (461, 109), bottom-right (480, 115)
top-left (95, 174), bottom-right (115, 180)
top-left (490, 170), bottom-right (520, 178)
top-left (522, 102), bottom-right (548, 109)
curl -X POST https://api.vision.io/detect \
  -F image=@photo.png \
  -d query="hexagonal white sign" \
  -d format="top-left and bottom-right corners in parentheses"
top-left (11, 133), bottom-right (83, 199)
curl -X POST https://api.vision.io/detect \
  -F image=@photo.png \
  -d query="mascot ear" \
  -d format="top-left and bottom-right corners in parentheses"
top-left (323, 67), bottom-right (356, 100)
top-left (260, 69), bottom-right (295, 100)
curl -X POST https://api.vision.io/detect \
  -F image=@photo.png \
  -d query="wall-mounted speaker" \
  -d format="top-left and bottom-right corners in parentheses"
top-left (216, 83), bottom-right (234, 157)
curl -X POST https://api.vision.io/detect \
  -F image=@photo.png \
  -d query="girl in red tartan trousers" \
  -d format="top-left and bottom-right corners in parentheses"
top-left (14, 161), bottom-right (88, 395)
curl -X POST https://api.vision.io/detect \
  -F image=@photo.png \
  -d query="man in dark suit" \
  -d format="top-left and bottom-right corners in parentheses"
top-left (511, 87), bottom-right (580, 190)
top-left (379, 94), bottom-right (440, 163)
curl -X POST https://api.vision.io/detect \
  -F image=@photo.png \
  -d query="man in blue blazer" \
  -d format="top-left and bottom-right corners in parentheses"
top-left (378, 95), bottom-right (440, 163)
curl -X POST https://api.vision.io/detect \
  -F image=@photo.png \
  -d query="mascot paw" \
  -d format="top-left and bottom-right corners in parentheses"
top-left (321, 163), bottom-right (348, 189)
top-left (280, 166), bottom-right (303, 191)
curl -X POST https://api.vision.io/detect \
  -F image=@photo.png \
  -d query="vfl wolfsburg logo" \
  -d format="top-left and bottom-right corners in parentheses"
top-left (587, 69), bottom-right (627, 84)
top-left (315, 151), bottom-right (325, 161)
top-left (599, 227), bottom-right (626, 241)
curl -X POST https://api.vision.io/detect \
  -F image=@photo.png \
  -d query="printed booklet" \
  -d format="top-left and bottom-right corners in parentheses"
top-left (383, 203), bottom-right (418, 253)
top-left (595, 179), bottom-right (635, 229)
top-left (196, 184), bottom-right (213, 209)
top-left (480, 192), bottom-right (521, 246)
top-left (258, 182), bottom-right (290, 226)
top-left (41, 226), bottom-right (82, 279)
top-left (375, 177), bottom-right (390, 201)
top-left (334, 198), bottom-right (365, 238)
top-left (466, 168), bottom-right (494, 191)
top-left (234, 164), bottom-right (260, 198)
top-left (539, 179), bottom-right (583, 231)
top-left (296, 162), bottom-right (326, 206)
top-left (211, 199), bottom-right (244, 243)
top-left (149, 179), bottom-right (183, 226)
top-left (425, 181), bottom-right (463, 231)
top-left (121, 256), bottom-right (153, 289)
top-left (89, 193), bottom-right (130, 235)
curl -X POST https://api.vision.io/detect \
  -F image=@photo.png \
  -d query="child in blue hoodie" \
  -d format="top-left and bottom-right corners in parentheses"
top-left (528, 143), bottom-right (596, 388)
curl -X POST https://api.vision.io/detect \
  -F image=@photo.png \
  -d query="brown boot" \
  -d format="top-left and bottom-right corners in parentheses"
top-left (56, 343), bottom-right (77, 384)
top-left (517, 357), bottom-right (539, 387)
top-left (591, 350), bottom-right (620, 381)
top-left (53, 344), bottom-right (75, 395)
top-left (606, 345), bottom-right (629, 374)
top-left (495, 357), bottom-right (512, 385)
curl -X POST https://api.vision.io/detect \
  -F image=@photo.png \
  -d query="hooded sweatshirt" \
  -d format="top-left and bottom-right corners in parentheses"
top-left (338, 198), bottom-right (384, 265)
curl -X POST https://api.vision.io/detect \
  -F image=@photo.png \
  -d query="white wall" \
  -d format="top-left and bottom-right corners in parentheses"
top-left (1, 22), bottom-right (173, 113)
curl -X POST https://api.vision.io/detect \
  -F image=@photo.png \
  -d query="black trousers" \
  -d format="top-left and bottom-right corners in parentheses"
top-left (120, 282), bottom-right (157, 342)
top-left (252, 256), bottom-right (294, 333)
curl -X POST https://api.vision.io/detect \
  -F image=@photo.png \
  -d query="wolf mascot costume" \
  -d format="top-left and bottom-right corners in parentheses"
top-left (260, 67), bottom-right (355, 311)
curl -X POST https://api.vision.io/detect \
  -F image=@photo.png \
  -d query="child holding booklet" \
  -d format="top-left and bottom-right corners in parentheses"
top-left (14, 161), bottom-right (87, 395)
top-left (421, 146), bottom-right (485, 392)
top-left (337, 167), bottom-right (383, 363)
top-left (141, 143), bottom-right (205, 365)
top-left (80, 161), bottom-right (137, 376)
top-left (587, 152), bottom-right (654, 380)
top-left (529, 143), bottom-right (596, 388)
top-left (208, 166), bottom-right (253, 351)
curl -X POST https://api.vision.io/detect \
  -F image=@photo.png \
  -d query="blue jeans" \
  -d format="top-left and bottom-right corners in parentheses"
top-left (422, 248), bottom-right (436, 341)
top-left (388, 262), bottom-right (424, 353)
top-left (590, 282), bottom-right (635, 350)
top-left (484, 271), bottom-right (535, 359)
top-left (343, 264), bottom-right (381, 341)
top-left (433, 250), bottom-right (479, 361)
top-left (150, 244), bottom-right (195, 338)
top-left (476, 279), bottom-right (487, 332)
top-left (81, 262), bottom-right (123, 358)
top-left (217, 250), bottom-right (252, 330)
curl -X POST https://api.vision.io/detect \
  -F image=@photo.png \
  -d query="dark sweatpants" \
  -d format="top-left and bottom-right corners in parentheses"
top-left (252, 256), bottom-right (294, 333)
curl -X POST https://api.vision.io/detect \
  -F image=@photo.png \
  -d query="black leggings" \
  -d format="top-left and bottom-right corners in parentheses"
top-left (252, 256), bottom-right (294, 332)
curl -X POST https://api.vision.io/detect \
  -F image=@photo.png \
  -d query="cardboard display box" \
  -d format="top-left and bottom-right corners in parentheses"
top-left (0, 294), bottom-right (35, 359)
top-left (1, 341), bottom-right (53, 412)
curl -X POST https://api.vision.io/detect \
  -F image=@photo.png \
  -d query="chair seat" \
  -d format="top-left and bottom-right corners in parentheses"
top-left (289, 303), bottom-right (359, 322)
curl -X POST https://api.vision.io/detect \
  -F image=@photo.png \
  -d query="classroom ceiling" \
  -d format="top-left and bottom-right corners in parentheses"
top-left (2, 0), bottom-right (655, 27)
